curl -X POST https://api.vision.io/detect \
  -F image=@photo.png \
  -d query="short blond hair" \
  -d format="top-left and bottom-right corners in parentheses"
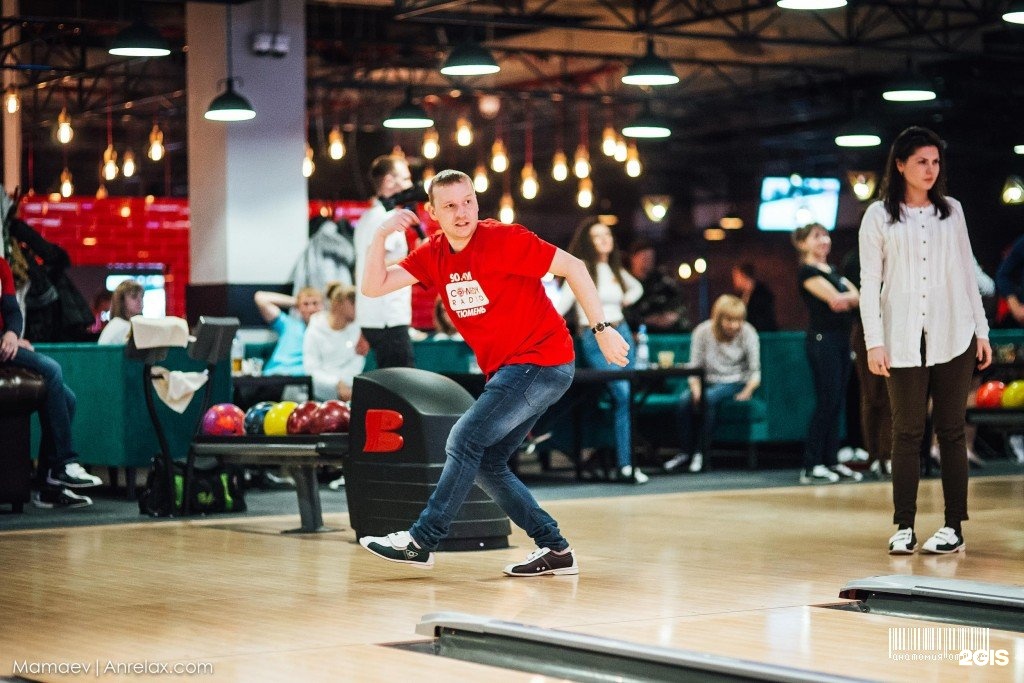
top-left (710, 294), bottom-right (746, 342)
top-left (324, 281), bottom-right (356, 305)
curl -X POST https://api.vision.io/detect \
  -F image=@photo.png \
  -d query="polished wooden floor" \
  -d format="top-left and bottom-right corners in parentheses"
top-left (2, 475), bottom-right (1022, 682)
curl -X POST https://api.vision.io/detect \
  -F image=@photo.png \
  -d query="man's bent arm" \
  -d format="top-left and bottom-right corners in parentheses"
top-left (361, 208), bottom-right (420, 297)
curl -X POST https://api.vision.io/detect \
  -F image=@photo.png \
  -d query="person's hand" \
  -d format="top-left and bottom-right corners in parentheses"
top-left (17, 338), bottom-right (34, 352)
top-left (356, 334), bottom-right (370, 356)
top-left (977, 338), bottom-right (992, 371)
top-left (0, 330), bottom-right (19, 361)
top-left (828, 295), bottom-right (853, 312)
top-left (690, 389), bottom-right (702, 405)
top-left (379, 208), bottom-right (419, 235)
top-left (734, 390), bottom-right (752, 402)
top-left (867, 346), bottom-right (890, 377)
top-left (595, 327), bottom-right (629, 367)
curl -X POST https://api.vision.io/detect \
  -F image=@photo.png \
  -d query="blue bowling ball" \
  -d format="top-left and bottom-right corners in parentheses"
top-left (243, 401), bottom-right (275, 435)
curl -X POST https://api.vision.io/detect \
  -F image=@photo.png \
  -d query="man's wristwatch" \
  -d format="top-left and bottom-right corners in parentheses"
top-left (591, 321), bottom-right (614, 335)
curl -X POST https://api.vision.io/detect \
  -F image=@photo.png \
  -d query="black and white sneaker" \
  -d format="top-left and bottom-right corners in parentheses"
top-left (359, 531), bottom-right (434, 568)
top-left (922, 527), bottom-right (965, 554)
top-left (503, 547), bottom-right (579, 577)
top-left (32, 487), bottom-right (93, 509)
top-left (888, 527), bottom-right (917, 555)
top-left (799, 465), bottom-right (839, 484)
top-left (831, 463), bottom-right (863, 482)
top-left (46, 462), bottom-right (102, 488)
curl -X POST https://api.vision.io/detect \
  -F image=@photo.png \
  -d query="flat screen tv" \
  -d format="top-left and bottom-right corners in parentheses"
top-left (756, 175), bottom-right (841, 231)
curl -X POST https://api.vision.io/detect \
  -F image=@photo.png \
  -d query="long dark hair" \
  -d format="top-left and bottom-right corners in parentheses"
top-left (879, 126), bottom-right (951, 223)
top-left (566, 216), bottom-right (626, 291)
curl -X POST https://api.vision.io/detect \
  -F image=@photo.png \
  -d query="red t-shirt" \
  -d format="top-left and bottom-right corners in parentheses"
top-left (401, 219), bottom-right (574, 375)
top-left (0, 257), bottom-right (13, 331)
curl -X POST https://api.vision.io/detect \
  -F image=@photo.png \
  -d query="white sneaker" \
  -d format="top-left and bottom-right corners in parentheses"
top-left (888, 527), bottom-right (917, 555)
top-left (663, 453), bottom-right (688, 472)
top-left (47, 462), bottom-right (102, 488)
top-left (1009, 435), bottom-right (1024, 463)
top-left (328, 475), bottom-right (345, 490)
top-left (688, 453), bottom-right (704, 473)
top-left (837, 446), bottom-right (854, 463)
top-left (799, 465), bottom-right (839, 484)
top-left (922, 527), bottom-right (965, 554)
top-left (831, 463), bottom-right (863, 482)
top-left (619, 466), bottom-right (649, 484)
top-left (359, 531), bottom-right (434, 568)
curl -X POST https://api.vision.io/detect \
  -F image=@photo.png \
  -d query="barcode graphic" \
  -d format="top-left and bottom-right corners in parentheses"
top-left (888, 627), bottom-right (989, 657)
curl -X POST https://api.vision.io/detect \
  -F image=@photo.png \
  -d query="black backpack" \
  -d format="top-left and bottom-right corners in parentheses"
top-left (138, 456), bottom-right (246, 517)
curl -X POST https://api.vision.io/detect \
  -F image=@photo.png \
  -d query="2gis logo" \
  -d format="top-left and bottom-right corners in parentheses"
top-left (958, 648), bottom-right (1010, 667)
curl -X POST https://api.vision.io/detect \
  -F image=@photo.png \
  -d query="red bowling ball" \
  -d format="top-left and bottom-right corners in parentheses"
top-left (201, 403), bottom-right (246, 436)
top-left (286, 401), bottom-right (321, 434)
top-left (311, 400), bottom-right (351, 434)
top-left (976, 381), bottom-right (1005, 408)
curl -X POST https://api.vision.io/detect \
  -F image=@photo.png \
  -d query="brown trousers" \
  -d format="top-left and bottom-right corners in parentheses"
top-left (851, 320), bottom-right (891, 465)
top-left (886, 337), bottom-right (976, 529)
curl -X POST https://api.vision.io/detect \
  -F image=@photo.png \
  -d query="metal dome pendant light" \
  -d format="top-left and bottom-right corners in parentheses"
top-left (205, 3), bottom-right (255, 122)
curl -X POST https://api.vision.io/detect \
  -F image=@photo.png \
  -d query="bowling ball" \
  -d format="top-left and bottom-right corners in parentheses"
top-left (244, 401), bottom-right (275, 435)
top-left (263, 401), bottom-right (298, 435)
top-left (311, 399), bottom-right (351, 434)
top-left (201, 403), bottom-right (245, 436)
top-left (1001, 380), bottom-right (1024, 408)
top-left (287, 401), bottom-right (321, 435)
top-left (975, 381), bottom-right (1005, 408)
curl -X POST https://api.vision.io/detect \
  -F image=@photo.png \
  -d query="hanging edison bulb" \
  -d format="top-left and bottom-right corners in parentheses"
top-left (57, 108), bottom-right (73, 144)
top-left (625, 141), bottom-right (642, 178)
top-left (4, 86), bottom-right (19, 114)
top-left (95, 183), bottom-right (108, 199)
top-left (520, 163), bottom-right (539, 200)
top-left (614, 135), bottom-right (628, 163)
top-left (59, 168), bottom-right (73, 197)
top-left (422, 127), bottom-right (440, 160)
top-left (302, 143), bottom-right (315, 178)
top-left (102, 145), bottom-right (119, 181)
top-left (573, 144), bottom-right (590, 179)
top-left (551, 149), bottom-right (568, 182)
top-left (328, 125), bottom-right (346, 160)
top-left (423, 165), bottom-right (436, 184)
top-left (148, 124), bottom-right (165, 161)
top-left (601, 123), bottom-right (617, 156)
top-left (490, 138), bottom-right (508, 173)
top-left (498, 192), bottom-right (515, 224)
top-left (577, 177), bottom-right (594, 208)
top-left (473, 164), bottom-right (489, 193)
top-left (122, 150), bottom-right (136, 178)
top-left (456, 116), bottom-right (472, 146)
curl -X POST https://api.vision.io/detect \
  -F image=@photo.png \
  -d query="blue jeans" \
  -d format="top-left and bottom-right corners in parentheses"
top-left (578, 322), bottom-right (636, 468)
top-left (676, 381), bottom-right (745, 454)
top-left (803, 330), bottom-right (852, 469)
top-left (409, 362), bottom-right (575, 551)
top-left (3, 346), bottom-right (78, 482)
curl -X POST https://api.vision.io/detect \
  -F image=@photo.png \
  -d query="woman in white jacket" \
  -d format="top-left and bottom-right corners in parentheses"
top-left (303, 282), bottom-right (366, 401)
top-left (859, 126), bottom-right (991, 556)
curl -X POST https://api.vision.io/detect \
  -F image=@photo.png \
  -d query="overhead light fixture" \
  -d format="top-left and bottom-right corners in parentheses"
top-left (422, 127), bottom-right (440, 159)
top-left (622, 103), bottom-right (671, 139)
top-left (205, 4), bottom-right (255, 122)
top-left (835, 122), bottom-right (882, 147)
top-left (577, 177), bottom-right (594, 208)
top-left (382, 91), bottom-right (433, 129)
top-left (1014, 144), bottom-right (1024, 155)
top-left (302, 143), bottom-right (315, 178)
top-left (456, 115), bottom-right (473, 146)
top-left (490, 138), bottom-right (509, 173)
top-left (4, 86), bottom-right (19, 114)
top-left (56, 107), bottom-right (73, 143)
top-left (147, 123), bottom-right (165, 160)
top-left (59, 168), bottom-right (73, 197)
top-left (473, 164), bottom-right (489, 193)
top-left (678, 263), bottom-right (693, 280)
top-left (520, 163), bottom-right (538, 200)
top-left (109, 20), bottom-right (170, 57)
top-left (694, 257), bottom-right (707, 274)
top-left (777, 0), bottom-right (847, 9)
top-left (551, 149), bottom-right (568, 182)
top-left (625, 141), bottom-right (642, 178)
top-left (328, 125), bottom-right (346, 160)
top-left (622, 39), bottom-right (679, 86)
top-left (122, 150), bottom-right (136, 178)
top-left (847, 171), bottom-right (877, 201)
top-left (499, 192), bottom-right (515, 223)
top-left (1002, 176), bottom-right (1024, 205)
top-left (882, 70), bottom-right (936, 102)
top-left (1003, 0), bottom-right (1024, 23)
top-left (704, 227), bottom-right (727, 241)
top-left (440, 41), bottom-right (500, 76)
top-left (642, 195), bottom-right (672, 222)
top-left (719, 214), bottom-right (743, 229)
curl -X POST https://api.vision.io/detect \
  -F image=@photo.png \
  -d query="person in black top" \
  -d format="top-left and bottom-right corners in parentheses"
top-left (793, 223), bottom-right (862, 484)
top-left (623, 239), bottom-right (689, 332)
top-left (731, 263), bottom-right (778, 332)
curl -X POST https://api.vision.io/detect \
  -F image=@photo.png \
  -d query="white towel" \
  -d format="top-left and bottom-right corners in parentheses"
top-left (151, 366), bottom-right (209, 413)
top-left (131, 316), bottom-right (191, 350)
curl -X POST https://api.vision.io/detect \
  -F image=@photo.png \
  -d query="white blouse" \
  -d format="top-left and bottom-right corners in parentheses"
top-left (302, 311), bottom-right (366, 401)
top-left (858, 197), bottom-right (988, 368)
top-left (555, 262), bottom-right (643, 326)
top-left (97, 317), bottom-right (131, 345)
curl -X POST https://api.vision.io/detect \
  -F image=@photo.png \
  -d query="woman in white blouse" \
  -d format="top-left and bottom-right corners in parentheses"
top-left (859, 126), bottom-right (991, 556)
top-left (302, 282), bottom-right (366, 402)
top-left (96, 280), bottom-right (143, 345)
top-left (557, 217), bottom-right (646, 483)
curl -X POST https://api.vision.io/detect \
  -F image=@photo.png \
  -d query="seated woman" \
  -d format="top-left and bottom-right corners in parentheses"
top-left (664, 294), bottom-right (760, 473)
top-left (96, 280), bottom-right (144, 345)
top-left (302, 282), bottom-right (366, 402)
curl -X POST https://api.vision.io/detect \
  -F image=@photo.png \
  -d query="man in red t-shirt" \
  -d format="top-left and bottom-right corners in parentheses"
top-left (358, 169), bottom-right (628, 577)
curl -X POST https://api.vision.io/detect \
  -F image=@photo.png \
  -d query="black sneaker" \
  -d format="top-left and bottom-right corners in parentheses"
top-left (888, 527), bottom-right (917, 555)
top-left (922, 527), bottom-right (965, 554)
top-left (359, 531), bottom-right (434, 568)
top-left (503, 547), bottom-right (579, 577)
top-left (32, 487), bottom-right (93, 509)
top-left (46, 463), bottom-right (102, 488)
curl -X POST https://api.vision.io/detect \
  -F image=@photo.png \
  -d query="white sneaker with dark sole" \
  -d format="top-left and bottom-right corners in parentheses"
top-left (888, 527), bottom-right (917, 555)
top-left (921, 527), bottom-right (965, 554)
top-left (359, 531), bottom-right (434, 568)
top-left (46, 463), bottom-right (102, 489)
top-left (32, 487), bottom-right (93, 509)
top-left (503, 547), bottom-right (578, 577)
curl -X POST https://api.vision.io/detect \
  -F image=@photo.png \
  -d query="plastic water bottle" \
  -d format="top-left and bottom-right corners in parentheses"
top-left (635, 324), bottom-right (650, 369)
top-left (231, 335), bottom-right (244, 375)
